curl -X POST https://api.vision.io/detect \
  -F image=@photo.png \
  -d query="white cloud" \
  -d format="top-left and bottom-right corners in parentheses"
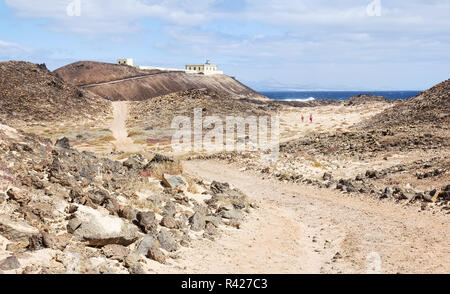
top-left (5, 0), bottom-right (450, 37)
top-left (4, 0), bottom-right (219, 34)
top-left (3, 0), bottom-right (449, 89)
top-left (0, 40), bottom-right (32, 55)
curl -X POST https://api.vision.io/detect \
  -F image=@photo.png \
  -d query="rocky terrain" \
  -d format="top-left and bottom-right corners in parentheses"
top-left (0, 59), bottom-right (448, 274)
top-left (0, 125), bottom-right (253, 274)
top-left (128, 88), bottom-right (280, 129)
top-left (0, 61), bottom-right (110, 127)
top-left (343, 94), bottom-right (392, 106)
top-left (363, 79), bottom-right (450, 129)
top-left (55, 61), bottom-right (267, 102)
top-left (189, 82), bottom-right (450, 214)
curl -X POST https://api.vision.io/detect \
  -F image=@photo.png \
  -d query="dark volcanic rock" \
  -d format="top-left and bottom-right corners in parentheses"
top-left (55, 137), bottom-right (70, 149)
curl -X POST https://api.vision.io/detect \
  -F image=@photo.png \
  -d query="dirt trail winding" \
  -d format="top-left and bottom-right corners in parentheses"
top-left (176, 160), bottom-right (450, 274)
top-left (111, 101), bottom-right (141, 153)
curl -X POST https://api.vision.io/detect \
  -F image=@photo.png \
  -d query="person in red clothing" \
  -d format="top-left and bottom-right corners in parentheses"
top-left (310, 114), bottom-right (313, 123)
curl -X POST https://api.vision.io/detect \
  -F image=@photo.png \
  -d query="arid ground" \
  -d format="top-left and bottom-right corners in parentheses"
top-left (0, 61), bottom-right (448, 274)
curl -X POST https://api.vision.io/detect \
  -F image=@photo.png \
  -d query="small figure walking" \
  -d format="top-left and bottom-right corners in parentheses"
top-left (301, 115), bottom-right (305, 123)
top-left (310, 114), bottom-right (313, 123)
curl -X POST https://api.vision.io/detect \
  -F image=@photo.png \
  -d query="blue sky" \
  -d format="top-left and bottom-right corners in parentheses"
top-left (0, 0), bottom-right (449, 90)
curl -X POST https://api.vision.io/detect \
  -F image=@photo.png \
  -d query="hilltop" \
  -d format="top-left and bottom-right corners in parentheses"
top-left (54, 61), bottom-right (161, 86)
top-left (344, 94), bottom-right (391, 106)
top-left (54, 61), bottom-right (267, 102)
top-left (0, 61), bottom-right (110, 126)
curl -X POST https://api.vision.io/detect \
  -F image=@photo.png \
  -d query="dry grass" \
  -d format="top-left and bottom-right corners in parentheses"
top-left (133, 139), bottom-right (148, 145)
top-left (128, 130), bottom-right (145, 138)
top-left (130, 198), bottom-right (162, 214)
top-left (100, 135), bottom-right (116, 142)
top-left (146, 160), bottom-right (183, 181)
top-left (185, 176), bottom-right (201, 194)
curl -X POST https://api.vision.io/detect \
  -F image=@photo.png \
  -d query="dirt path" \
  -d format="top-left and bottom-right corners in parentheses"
top-left (161, 160), bottom-right (449, 274)
top-left (111, 101), bottom-right (141, 153)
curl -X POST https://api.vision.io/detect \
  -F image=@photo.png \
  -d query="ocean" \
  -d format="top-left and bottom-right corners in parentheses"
top-left (260, 91), bottom-right (422, 102)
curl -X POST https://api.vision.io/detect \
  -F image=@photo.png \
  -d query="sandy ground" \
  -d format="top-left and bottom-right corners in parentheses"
top-left (111, 101), bottom-right (142, 153)
top-left (145, 160), bottom-right (449, 274)
top-left (278, 102), bottom-right (391, 143)
top-left (101, 100), bottom-right (449, 274)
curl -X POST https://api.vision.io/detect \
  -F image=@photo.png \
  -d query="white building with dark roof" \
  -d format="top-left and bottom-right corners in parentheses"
top-left (186, 60), bottom-right (223, 75)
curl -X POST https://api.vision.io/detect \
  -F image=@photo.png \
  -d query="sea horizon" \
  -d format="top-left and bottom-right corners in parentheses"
top-left (260, 90), bottom-right (423, 102)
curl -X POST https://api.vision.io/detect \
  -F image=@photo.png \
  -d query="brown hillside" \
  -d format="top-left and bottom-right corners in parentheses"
top-left (363, 79), bottom-right (450, 129)
top-left (54, 61), bottom-right (267, 101)
top-left (54, 61), bottom-right (162, 86)
top-left (0, 61), bottom-right (110, 125)
top-left (128, 88), bottom-right (280, 129)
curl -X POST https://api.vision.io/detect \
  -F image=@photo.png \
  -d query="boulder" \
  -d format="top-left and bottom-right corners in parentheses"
top-left (160, 216), bottom-right (178, 229)
top-left (0, 215), bottom-right (39, 243)
top-left (123, 154), bottom-right (146, 171)
top-left (135, 233), bottom-right (159, 257)
top-left (220, 209), bottom-right (244, 221)
top-left (162, 201), bottom-right (177, 216)
top-left (124, 254), bottom-right (145, 274)
top-left (118, 206), bottom-right (138, 222)
top-left (87, 189), bottom-right (109, 205)
top-left (366, 170), bottom-right (379, 179)
top-left (438, 185), bottom-right (450, 200)
top-left (102, 244), bottom-right (130, 262)
top-left (42, 232), bottom-right (70, 251)
top-left (136, 211), bottom-right (158, 234)
top-left (162, 174), bottom-right (187, 191)
top-left (380, 187), bottom-right (392, 199)
top-left (189, 212), bottom-right (206, 232)
top-left (55, 137), bottom-right (70, 149)
top-left (157, 230), bottom-right (179, 252)
top-left (205, 215), bottom-right (222, 228)
top-left (147, 247), bottom-right (166, 264)
top-left (322, 173), bottom-right (333, 181)
top-left (68, 206), bottom-right (139, 247)
top-left (0, 256), bottom-right (21, 271)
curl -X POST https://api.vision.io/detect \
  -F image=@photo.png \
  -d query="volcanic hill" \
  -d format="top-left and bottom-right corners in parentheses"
top-left (363, 79), bottom-right (450, 129)
top-left (54, 61), bottom-right (267, 102)
top-left (0, 61), bottom-right (110, 126)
